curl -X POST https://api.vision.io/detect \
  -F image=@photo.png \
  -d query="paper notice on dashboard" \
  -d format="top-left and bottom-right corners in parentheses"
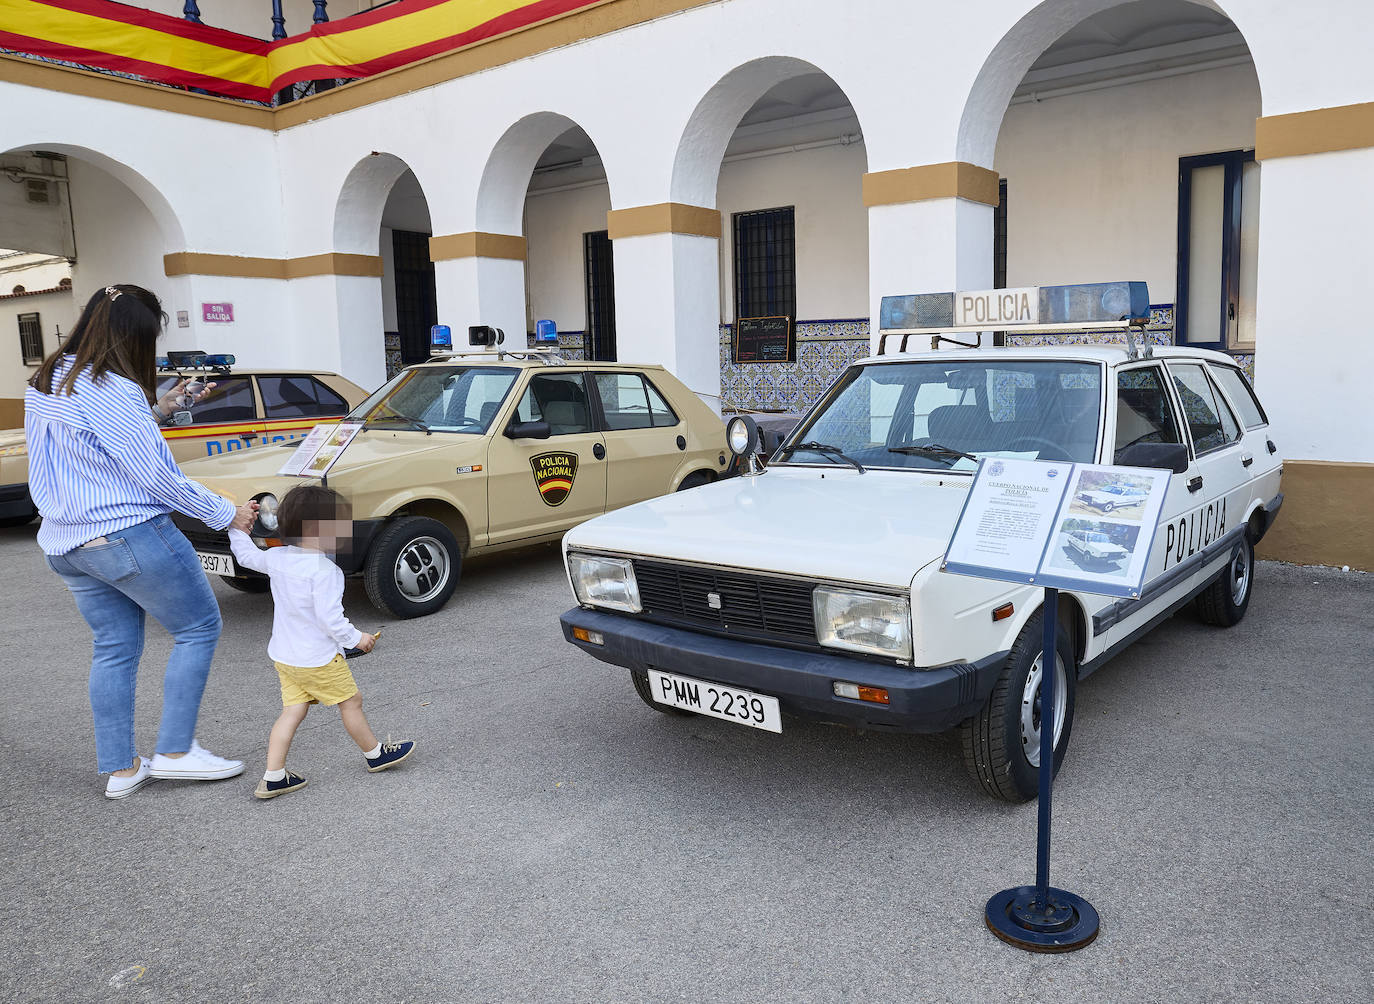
top-left (943, 457), bottom-right (1072, 580)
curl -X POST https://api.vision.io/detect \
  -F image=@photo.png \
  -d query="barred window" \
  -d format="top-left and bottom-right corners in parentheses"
top-left (18, 312), bottom-right (42, 365)
top-left (733, 207), bottom-right (795, 321)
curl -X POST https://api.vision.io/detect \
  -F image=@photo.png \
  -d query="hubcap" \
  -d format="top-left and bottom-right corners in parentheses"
top-left (393, 536), bottom-right (450, 603)
top-left (1230, 545), bottom-right (1251, 606)
top-left (1020, 652), bottom-right (1068, 767)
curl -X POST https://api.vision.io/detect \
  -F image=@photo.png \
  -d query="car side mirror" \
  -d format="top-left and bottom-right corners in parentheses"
top-left (1114, 441), bottom-right (1189, 474)
top-left (505, 420), bottom-right (551, 440)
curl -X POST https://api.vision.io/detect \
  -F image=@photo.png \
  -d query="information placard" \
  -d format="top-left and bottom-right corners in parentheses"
top-left (943, 457), bottom-right (1170, 599)
top-left (275, 422), bottom-right (363, 479)
top-left (732, 316), bottom-right (794, 363)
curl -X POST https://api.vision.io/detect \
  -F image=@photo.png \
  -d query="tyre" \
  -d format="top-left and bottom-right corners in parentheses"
top-left (960, 610), bottom-right (1076, 802)
top-left (630, 669), bottom-right (691, 716)
top-left (363, 516), bottom-right (461, 618)
top-left (1194, 534), bottom-right (1253, 627)
top-left (220, 575), bottom-right (270, 593)
top-left (676, 471), bottom-right (715, 492)
top-left (1102, 501), bottom-right (1115, 512)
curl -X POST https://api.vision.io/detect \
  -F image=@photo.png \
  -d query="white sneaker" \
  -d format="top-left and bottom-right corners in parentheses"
top-left (149, 741), bottom-right (245, 780)
top-left (105, 756), bottom-right (154, 799)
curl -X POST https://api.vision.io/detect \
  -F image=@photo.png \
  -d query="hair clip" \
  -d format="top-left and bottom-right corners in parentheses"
top-left (104, 285), bottom-right (123, 302)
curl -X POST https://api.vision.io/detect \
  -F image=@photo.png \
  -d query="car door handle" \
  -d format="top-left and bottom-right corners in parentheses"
top-left (1187, 476), bottom-right (1203, 493)
top-left (593, 443), bottom-right (605, 460)
top-left (1267, 438), bottom-right (1277, 454)
top-left (1241, 454), bottom-right (1253, 468)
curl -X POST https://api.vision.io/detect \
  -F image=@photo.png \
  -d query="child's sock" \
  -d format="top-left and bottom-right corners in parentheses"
top-left (363, 743), bottom-right (381, 759)
top-left (264, 768), bottom-right (286, 782)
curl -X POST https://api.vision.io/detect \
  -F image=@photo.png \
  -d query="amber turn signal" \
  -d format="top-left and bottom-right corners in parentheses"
top-left (992, 602), bottom-right (1015, 621)
top-left (572, 626), bottom-right (604, 645)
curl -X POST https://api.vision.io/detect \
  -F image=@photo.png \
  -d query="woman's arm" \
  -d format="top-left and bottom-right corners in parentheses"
top-left (84, 374), bottom-right (239, 530)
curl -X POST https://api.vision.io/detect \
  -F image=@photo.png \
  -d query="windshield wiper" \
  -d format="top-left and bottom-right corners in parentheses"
top-left (364, 412), bottom-right (431, 435)
top-left (782, 441), bottom-right (866, 473)
top-left (887, 442), bottom-right (977, 465)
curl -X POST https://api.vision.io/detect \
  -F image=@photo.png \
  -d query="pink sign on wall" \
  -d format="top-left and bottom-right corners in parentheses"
top-left (202, 302), bottom-right (234, 323)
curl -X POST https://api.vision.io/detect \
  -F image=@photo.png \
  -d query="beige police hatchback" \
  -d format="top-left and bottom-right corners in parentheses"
top-left (175, 351), bottom-right (730, 618)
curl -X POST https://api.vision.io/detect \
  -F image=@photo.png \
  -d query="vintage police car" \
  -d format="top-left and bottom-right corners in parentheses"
top-left (1074, 483), bottom-right (1147, 512)
top-left (0, 354), bottom-right (366, 527)
top-left (176, 345), bottom-right (730, 618)
top-left (559, 283), bottom-right (1283, 801)
top-left (1065, 528), bottom-right (1129, 566)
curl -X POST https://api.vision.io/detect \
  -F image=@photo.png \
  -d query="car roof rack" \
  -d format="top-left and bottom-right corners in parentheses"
top-left (876, 281), bottom-right (1153, 359)
top-left (428, 349), bottom-right (567, 365)
top-left (157, 351), bottom-right (235, 373)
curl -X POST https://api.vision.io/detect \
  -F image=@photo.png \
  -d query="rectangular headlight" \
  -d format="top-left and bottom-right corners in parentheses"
top-left (813, 586), bottom-right (912, 661)
top-left (568, 553), bottom-right (641, 613)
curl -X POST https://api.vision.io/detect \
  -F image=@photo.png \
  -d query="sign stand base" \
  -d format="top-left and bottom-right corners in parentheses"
top-left (985, 885), bottom-right (1099, 953)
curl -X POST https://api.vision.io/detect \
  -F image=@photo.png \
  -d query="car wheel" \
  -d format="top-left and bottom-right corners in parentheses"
top-left (1194, 534), bottom-right (1253, 627)
top-left (363, 516), bottom-right (461, 619)
top-left (220, 575), bottom-right (270, 593)
top-left (629, 669), bottom-right (692, 716)
top-left (960, 610), bottom-right (1076, 802)
top-left (676, 471), bottom-right (715, 492)
top-left (1102, 501), bottom-right (1115, 512)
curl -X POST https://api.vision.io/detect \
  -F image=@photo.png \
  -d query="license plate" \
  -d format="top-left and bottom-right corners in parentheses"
top-left (196, 551), bottom-right (235, 576)
top-left (647, 669), bottom-right (782, 733)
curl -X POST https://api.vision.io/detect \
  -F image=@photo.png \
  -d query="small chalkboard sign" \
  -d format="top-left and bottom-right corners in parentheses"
top-left (732, 316), bottom-right (794, 364)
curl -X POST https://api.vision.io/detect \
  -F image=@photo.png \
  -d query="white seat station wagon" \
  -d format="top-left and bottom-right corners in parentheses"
top-left (558, 283), bottom-right (1283, 801)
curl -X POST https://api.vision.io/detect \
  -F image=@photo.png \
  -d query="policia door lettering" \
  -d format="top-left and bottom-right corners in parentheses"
top-left (530, 452), bottom-right (579, 507)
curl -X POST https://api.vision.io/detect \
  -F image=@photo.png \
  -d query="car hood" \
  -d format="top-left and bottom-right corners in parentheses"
top-left (179, 430), bottom-right (478, 500)
top-left (565, 467), bottom-right (971, 590)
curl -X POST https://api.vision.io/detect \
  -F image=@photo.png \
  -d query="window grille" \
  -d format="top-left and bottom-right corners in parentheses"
top-left (583, 230), bottom-right (617, 360)
top-left (733, 207), bottom-right (796, 321)
top-left (994, 180), bottom-right (1008, 290)
top-left (18, 312), bottom-right (42, 364)
top-left (392, 230), bottom-right (437, 366)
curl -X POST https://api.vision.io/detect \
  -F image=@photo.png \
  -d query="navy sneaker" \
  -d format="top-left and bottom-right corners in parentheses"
top-left (366, 738), bottom-right (415, 773)
top-left (254, 770), bottom-right (308, 799)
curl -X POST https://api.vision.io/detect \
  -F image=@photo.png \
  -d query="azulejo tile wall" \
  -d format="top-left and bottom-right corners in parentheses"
top-left (720, 319), bottom-right (870, 413)
top-left (523, 331), bottom-right (586, 361)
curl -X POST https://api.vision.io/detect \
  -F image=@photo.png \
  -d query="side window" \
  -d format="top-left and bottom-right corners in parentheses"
top-left (1207, 364), bottom-right (1267, 430)
top-left (516, 373), bottom-right (593, 435)
top-left (1169, 363), bottom-right (1240, 455)
top-left (1115, 366), bottom-right (1183, 453)
top-left (595, 373), bottom-right (680, 430)
top-left (258, 375), bottom-right (347, 418)
top-left (183, 376), bottom-right (255, 424)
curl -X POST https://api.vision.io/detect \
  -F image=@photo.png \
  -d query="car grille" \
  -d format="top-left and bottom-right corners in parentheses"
top-left (172, 514), bottom-right (230, 554)
top-left (631, 558), bottom-right (819, 650)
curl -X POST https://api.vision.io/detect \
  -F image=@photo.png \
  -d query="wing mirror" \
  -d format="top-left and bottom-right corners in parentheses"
top-left (1114, 441), bottom-right (1189, 474)
top-left (505, 420), bottom-right (551, 440)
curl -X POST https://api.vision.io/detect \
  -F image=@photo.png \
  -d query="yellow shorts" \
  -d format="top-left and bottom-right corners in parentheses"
top-left (274, 653), bottom-right (358, 707)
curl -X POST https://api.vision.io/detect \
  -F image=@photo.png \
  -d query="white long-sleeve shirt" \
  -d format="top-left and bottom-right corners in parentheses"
top-left (229, 529), bottom-right (363, 667)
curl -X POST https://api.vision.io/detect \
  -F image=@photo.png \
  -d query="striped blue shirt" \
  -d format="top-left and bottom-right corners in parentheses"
top-left (24, 357), bottom-right (237, 555)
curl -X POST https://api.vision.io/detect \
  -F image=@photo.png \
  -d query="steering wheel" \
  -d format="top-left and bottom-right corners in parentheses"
top-left (1004, 436), bottom-right (1074, 461)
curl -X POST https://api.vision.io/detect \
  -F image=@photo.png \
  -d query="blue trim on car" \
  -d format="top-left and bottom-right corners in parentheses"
top-left (561, 607), bottom-right (1009, 734)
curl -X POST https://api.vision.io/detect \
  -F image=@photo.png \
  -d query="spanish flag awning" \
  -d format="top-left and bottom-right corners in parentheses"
top-left (0, 0), bottom-right (609, 103)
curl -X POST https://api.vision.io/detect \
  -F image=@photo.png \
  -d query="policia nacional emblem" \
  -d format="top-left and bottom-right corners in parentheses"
top-left (530, 452), bottom-right (578, 507)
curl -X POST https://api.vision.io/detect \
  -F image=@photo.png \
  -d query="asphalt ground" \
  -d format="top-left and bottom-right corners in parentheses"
top-left (1, 520), bottom-right (1370, 1003)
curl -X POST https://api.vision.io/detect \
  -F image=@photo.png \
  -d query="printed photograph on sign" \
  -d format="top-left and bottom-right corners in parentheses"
top-left (1048, 518), bottom-right (1139, 574)
top-left (1067, 469), bottom-right (1153, 518)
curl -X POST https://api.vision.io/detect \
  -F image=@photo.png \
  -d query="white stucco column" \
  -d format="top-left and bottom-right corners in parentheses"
top-left (863, 164), bottom-right (998, 350)
top-left (288, 273), bottom-right (388, 391)
top-left (431, 233), bottom-right (528, 350)
top-left (608, 205), bottom-right (722, 411)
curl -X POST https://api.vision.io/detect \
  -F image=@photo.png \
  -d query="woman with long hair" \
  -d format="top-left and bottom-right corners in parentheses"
top-left (26, 283), bottom-right (258, 798)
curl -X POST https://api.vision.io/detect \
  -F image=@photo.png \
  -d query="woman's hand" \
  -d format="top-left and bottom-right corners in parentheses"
top-left (230, 501), bottom-right (259, 533)
top-left (155, 378), bottom-right (217, 419)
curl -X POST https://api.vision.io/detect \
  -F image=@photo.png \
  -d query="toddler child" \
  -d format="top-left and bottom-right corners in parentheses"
top-left (229, 484), bottom-right (414, 798)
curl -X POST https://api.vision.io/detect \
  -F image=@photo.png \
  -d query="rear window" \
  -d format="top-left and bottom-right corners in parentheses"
top-left (1207, 364), bottom-right (1267, 429)
top-left (258, 375), bottom-right (348, 419)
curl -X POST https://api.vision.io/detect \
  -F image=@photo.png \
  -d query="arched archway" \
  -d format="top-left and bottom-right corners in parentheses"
top-left (334, 153), bottom-right (436, 377)
top-left (663, 56), bottom-right (871, 413)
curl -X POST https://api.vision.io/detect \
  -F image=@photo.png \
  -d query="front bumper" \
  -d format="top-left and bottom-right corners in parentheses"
top-left (561, 607), bottom-right (1007, 734)
top-left (0, 482), bottom-right (35, 521)
top-left (171, 513), bottom-right (383, 575)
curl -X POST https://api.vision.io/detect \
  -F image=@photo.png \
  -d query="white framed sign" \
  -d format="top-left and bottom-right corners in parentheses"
top-left (276, 422), bottom-right (363, 479)
top-left (943, 457), bottom-right (1171, 599)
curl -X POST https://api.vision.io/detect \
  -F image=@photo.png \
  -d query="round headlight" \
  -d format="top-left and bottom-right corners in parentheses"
top-left (255, 493), bottom-right (279, 533)
top-left (726, 415), bottom-right (759, 458)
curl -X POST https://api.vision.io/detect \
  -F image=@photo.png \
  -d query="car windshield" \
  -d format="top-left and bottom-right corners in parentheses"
top-left (348, 365), bottom-right (519, 434)
top-left (1087, 532), bottom-right (1110, 543)
top-left (776, 358), bottom-right (1102, 472)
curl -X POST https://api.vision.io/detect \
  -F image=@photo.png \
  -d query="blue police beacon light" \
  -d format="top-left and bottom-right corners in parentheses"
top-left (535, 319), bottom-right (558, 345)
top-left (430, 324), bottom-right (452, 354)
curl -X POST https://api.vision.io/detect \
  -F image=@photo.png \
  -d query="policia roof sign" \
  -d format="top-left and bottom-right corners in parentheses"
top-left (943, 456), bottom-right (1170, 599)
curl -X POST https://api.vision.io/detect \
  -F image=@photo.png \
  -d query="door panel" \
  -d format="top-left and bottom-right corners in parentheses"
top-left (594, 372), bottom-right (685, 510)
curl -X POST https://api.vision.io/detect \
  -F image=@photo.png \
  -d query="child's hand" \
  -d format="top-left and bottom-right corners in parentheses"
top-left (356, 632), bottom-right (376, 653)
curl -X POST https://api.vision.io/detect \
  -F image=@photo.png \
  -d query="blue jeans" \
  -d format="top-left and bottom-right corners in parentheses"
top-left (47, 514), bottom-right (223, 773)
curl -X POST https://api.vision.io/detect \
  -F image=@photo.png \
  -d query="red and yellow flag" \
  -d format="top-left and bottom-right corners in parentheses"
top-left (0, 0), bottom-right (609, 103)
